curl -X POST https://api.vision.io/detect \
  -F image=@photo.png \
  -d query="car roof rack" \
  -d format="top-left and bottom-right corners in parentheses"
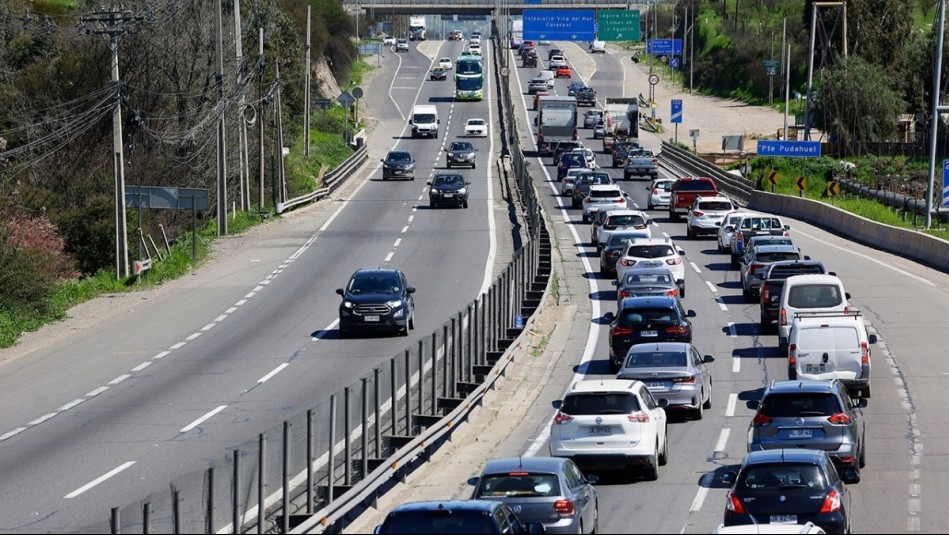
top-left (793, 310), bottom-right (862, 319)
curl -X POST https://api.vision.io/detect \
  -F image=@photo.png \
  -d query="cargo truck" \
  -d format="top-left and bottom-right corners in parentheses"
top-left (601, 97), bottom-right (640, 153)
top-left (535, 96), bottom-right (579, 156)
top-left (510, 18), bottom-right (523, 49)
top-left (409, 16), bottom-right (426, 41)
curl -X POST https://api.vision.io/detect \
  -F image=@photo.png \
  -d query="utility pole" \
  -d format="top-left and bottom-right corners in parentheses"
top-left (804, 2), bottom-right (847, 141)
top-left (214, 0), bottom-right (228, 235)
top-left (784, 43), bottom-right (790, 140)
top-left (234, 0), bottom-right (250, 212)
top-left (275, 61), bottom-right (286, 206)
top-left (689, 0), bottom-right (694, 93)
top-left (926, 0), bottom-right (947, 229)
top-left (258, 27), bottom-right (266, 211)
top-left (79, 6), bottom-right (143, 280)
top-left (304, 5), bottom-right (312, 157)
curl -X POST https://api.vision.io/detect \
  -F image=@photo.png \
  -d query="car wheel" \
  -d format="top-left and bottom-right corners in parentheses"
top-left (859, 441), bottom-right (866, 469)
top-left (592, 504), bottom-right (599, 534)
top-left (472, 162), bottom-right (476, 169)
top-left (863, 383), bottom-right (871, 399)
top-left (644, 444), bottom-right (660, 481)
top-left (430, 201), bottom-right (438, 209)
top-left (409, 312), bottom-right (416, 330)
top-left (703, 381), bottom-right (713, 409)
top-left (686, 227), bottom-right (693, 239)
top-left (647, 202), bottom-right (654, 210)
top-left (742, 287), bottom-right (752, 302)
top-left (694, 394), bottom-right (704, 420)
top-left (679, 284), bottom-right (685, 298)
top-left (760, 315), bottom-right (771, 333)
top-left (383, 175), bottom-right (388, 181)
top-left (463, 201), bottom-right (469, 208)
top-left (658, 426), bottom-right (669, 466)
top-left (446, 162), bottom-right (452, 169)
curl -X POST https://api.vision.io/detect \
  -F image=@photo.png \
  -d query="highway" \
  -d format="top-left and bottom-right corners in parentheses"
top-left (0, 38), bottom-right (508, 532)
top-left (495, 40), bottom-right (949, 533)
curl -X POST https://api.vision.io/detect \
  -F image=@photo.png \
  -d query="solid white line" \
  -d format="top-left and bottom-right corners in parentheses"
top-left (179, 405), bottom-right (228, 433)
top-left (215, 314), bottom-right (228, 322)
top-left (394, 238), bottom-right (402, 247)
top-left (714, 428), bottom-right (731, 452)
top-left (0, 427), bottom-right (26, 442)
top-left (258, 363), bottom-right (290, 384)
top-left (170, 342), bottom-right (186, 350)
top-left (793, 228), bottom-right (936, 286)
top-left (131, 362), bottom-right (152, 372)
top-left (690, 261), bottom-right (702, 274)
top-left (153, 351), bottom-right (171, 360)
top-left (59, 399), bottom-right (86, 412)
top-left (732, 355), bottom-right (741, 373)
top-left (64, 461), bottom-right (136, 499)
top-left (725, 393), bottom-right (738, 417)
top-left (690, 486), bottom-right (709, 512)
top-left (401, 225), bottom-right (409, 234)
top-left (705, 280), bottom-right (717, 293)
top-left (201, 323), bottom-right (216, 331)
top-left (109, 374), bottom-right (131, 385)
top-left (384, 252), bottom-right (394, 263)
top-left (478, 44), bottom-right (499, 297)
top-left (186, 332), bottom-right (202, 341)
top-left (86, 386), bottom-right (109, 397)
top-left (28, 413), bottom-right (57, 426)
top-left (727, 321), bottom-right (737, 337)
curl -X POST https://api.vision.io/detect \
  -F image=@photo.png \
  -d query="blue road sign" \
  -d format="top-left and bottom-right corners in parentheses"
top-left (647, 39), bottom-right (682, 55)
top-left (943, 160), bottom-right (949, 206)
top-left (523, 9), bottom-right (595, 41)
top-left (670, 57), bottom-right (680, 69)
top-left (756, 140), bottom-right (822, 158)
top-left (671, 99), bottom-right (683, 124)
top-left (525, 0), bottom-right (541, 4)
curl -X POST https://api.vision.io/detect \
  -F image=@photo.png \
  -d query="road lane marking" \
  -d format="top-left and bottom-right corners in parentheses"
top-left (131, 362), bottom-right (152, 372)
top-left (732, 355), bottom-right (741, 373)
top-left (215, 314), bottom-right (229, 322)
top-left (705, 280), bottom-right (717, 293)
top-left (170, 342), bottom-right (186, 350)
top-left (180, 405), bottom-right (229, 433)
top-left (394, 238), bottom-right (402, 247)
top-left (109, 374), bottom-right (131, 385)
top-left (0, 427), bottom-right (26, 442)
top-left (690, 261), bottom-right (702, 274)
top-left (401, 225), bottom-right (409, 234)
top-left (153, 351), bottom-right (170, 360)
top-left (793, 228), bottom-right (936, 286)
top-left (714, 428), bottom-right (731, 452)
top-left (717, 298), bottom-right (728, 311)
top-left (727, 321), bottom-right (737, 337)
top-left (689, 486), bottom-right (709, 512)
top-left (201, 323), bottom-right (216, 331)
top-left (86, 386), bottom-right (109, 397)
top-left (725, 393), bottom-right (738, 417)
top-left (257, 363), bottom-right (290, 384)
top-left (59, 399), bottom-right (86, 412)
top-left (384, 252), bottom-right (394, 262)
top-left (28, 413), bottom-right (57, 426)
top-left (408, 215), bottom-right (414, 223)
top-left (186, 332), bottom-right (202, 341)
top-left (64, 461), bottom-right (136, 499)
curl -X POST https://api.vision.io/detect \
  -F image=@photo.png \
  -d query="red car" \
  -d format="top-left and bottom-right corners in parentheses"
top-left (556, 65), bottom-right (572, 78)
top-left (533, 91), bottom-right (550, 110)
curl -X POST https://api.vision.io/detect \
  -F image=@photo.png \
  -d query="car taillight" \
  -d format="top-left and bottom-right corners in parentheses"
top-left (750, 262), bottom-right (764, 274)
top-left (554, 499), bottom-right (575, 516)
top-left (692, 210), bottom-right (704, 217)
top-left (788, 343), bottom-right (797, 366)
top-left (612, 326), bottom-right (633, 336)
top-left (619, 290), bottom-right (631, 299)
top-left (667, 288), bottom-right (679, 297)
top-left (726, 491), bottom-right (746, 514)
top-left (620, 259), bottom-right (633, 266)
top-left (736, 231), bottom-right (744, 244)
top-left (861, 341), bottom-right (870, 364)
top-left (752, 412), bottom-right (772, 426)
top-left (627, 411), bottom-right (650, 422)
top-left (828, 412), bottom-right (851, 425)
top-left (666, 257), bottom-right (682, 266)
top-left (780, 308), bottom-right (787, 326)
top-left (761, 285), bottom-right (770, 302)
top-left (820, 489), bottom-right (842, 513)
top-left (554, 412), bottom-right (573, 425)
top-left (651, 159), bottom-right (658, 166)
top-left (671, 375), bottom-right (696, 383)
top-left (665, 324), bottom-right (689, 335)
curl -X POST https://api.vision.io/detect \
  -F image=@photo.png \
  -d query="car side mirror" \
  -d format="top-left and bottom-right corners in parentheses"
top-left (438, 119), bottom-right (441, 124)
top-left (335, 288), bottom-right (345, 297)
top-left (408, 119), bottom-right (413, 124)
top-left (586, 474), bottom-right (599, 485)
top-left (611, 280), bottom-right (618, 286)
top-left (551, 399), bottom-right (562, 410)
top-left (466, 476), bottom-right (480, 486)
top-left (687, 309), bottom-right (697, 318)
top-left (804, 255), bottom-right (811, 260)
top-left (724, 225), bottom-right (734, 232)
top-left (841, 467), bottom-right (861, 485)
top-left (406, 287), bottom-right (416, 294)
top-left (678, 248), bottom-right (686, 256)
top-left (828, 271), bottom-right (837, 276)
top-left (853, 398), bottom-right (868, 409)
top-left (748, 400), bottom-right (760, 410)
top-left (784, 224), bottom-right (791, 230)
top-left (380, 159), bottom-right (385, 163)
top-left (525, 522), bottom-right (546, 535)
top-left (721, 471), bottom-right (737, 485)
top-left (426, 181), bottom-right (432, 186)
top-left (466, 181), bottom-right (472, 185)
top-left (845, 292), bottom-right (851, 300)
top-left (868, 334), bottom-right (877, 344)
top-left (703, 355), bottom-right (715, 363)
top-left (657, 399), bottom-right (670, 408)
top-left (604, 311), bottom-right (614, 321)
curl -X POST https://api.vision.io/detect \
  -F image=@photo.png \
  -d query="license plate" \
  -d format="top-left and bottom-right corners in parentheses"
top-left (770, 515), bottom-right (797, 524)
top-left (639, 260), bottom-right (664, 268)
top-left (443, 193), bottom-right (454, 198)
top-left (805, 366), bottom-right (826, 374)
top-left (363, 315), bottom-right (381, 322)
top-left (787, 429), bottom-right (813, 439)
top-left (646, 381), bottom-right (666, 389)
top-left (641, 330), bottom-right (658, 337)
top-left (588, 426), bottom-right (612, 436)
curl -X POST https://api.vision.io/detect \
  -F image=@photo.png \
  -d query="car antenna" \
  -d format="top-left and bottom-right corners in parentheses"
top-left (518, 456), bottom-right (523, 469)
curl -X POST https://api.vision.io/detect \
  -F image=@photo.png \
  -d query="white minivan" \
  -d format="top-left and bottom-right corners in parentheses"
top-left (788, 311), bottom-right (877, 398)
top-left (778, 274), bottom-right (850, 349)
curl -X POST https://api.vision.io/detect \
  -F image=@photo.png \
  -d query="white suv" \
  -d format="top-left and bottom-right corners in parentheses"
top-left (778, 274), bottom-right (851, 349)
top-left (581, 184), bottom-right (628, 223)
top-left (686, 196), bottom-right (735, 239)
top-left (550, 379), bottom-right (668, 480)
top-left (616, 237), bottom-right (687, 296)
top-left (595, 209), bottom-right (651, 250)
top-left (548, 55), bottom-right (567, 69)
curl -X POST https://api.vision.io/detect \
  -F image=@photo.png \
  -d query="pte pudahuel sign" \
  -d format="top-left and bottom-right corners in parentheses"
top-left (756, 140), bottom-right (822, 158)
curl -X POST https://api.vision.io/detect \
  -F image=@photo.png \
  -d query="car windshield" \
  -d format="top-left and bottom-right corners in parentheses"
top-left (626, 245), bottom-right (675, 258)
top-left (754, 251), bottom-right (801, 263)
top-left (379, 511), bottom-right (495, 534)
top-left (759, 393), bottom-right (843, 418)
top-left (618, 307), bottom-right (678, 324)
top-left (450, 142), bottom-right (473, 151)
top-left (561, 393), bottom-right (639, 415)
top-left (458, 77), bottom-right (483, 90)
top-left (434, 175), bottom-right (466, 187)
top-left (625, 351), bottom-right (687, 368)
top-left (737, 464), bottom-right (826, 491)
top-left (387, 152), bottom-right (411, 163)
top-left (468, 119), bottom-right (486, 126)
top-left (348, 274), bottom-right (401, 295)
top-left (787, 284), bottom-right (843, 308)
top-left (414, 113), bottom-right (436, 123)
top-left (475, 473), bottom-right (562, 498)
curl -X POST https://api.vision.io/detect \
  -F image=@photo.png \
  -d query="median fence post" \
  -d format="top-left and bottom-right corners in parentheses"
top-left (143, 502), bottom-right (150, 534)
top-left (442, 324), bottom-right (449, 402)
top-left (456, 311), bottom-right (464, 387)
top-left (344, 387), bottom-right (352, 485)
top-left (431, 332), bottom-right (437, 415)
top-left (232, 450), bottom-right (240, 534)
top-left (206, 466), bottom-right (214, 535)
top-left (173, 490), bottom-right (181, 535)
top-left (257, 435), bottom-right (265, 534)
top-left (361, 378), bottom-right (369, 480)
top-left (374, 368), bottom-right (382, 458)
top-left (306, 409), bottom-right (314, 515)
top-left (466, 304), bottom-right (473, 381)
top-left (418, 339), bottom-right (425, 416)
top-left (328, 395), bottom-right (336, 504)
top-left (110, 507), bottom-right (120, 534)
top-left (282, 421), bottom-right (290, 534)
top-left (390, 358), bottom-right (398, 437)
top-left (404, 349), bottom-right (412, 435)
top-left (474, 298), bottom-right (481, 365)
top-left (450, 317), bottom-right (457, 397)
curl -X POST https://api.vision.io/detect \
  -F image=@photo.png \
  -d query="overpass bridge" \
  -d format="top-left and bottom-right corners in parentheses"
top-left (342, 0), bottom-right (643, 17)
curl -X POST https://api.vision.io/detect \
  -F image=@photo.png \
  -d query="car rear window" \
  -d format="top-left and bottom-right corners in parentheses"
top-left (787, 284), bottom-right (843, 308)
top-left (741, 217), bottom-right (783, 229)
top-left (618, 306), bottom-right (677, 324)
top-left (475, 473), bottom-right (562, 498)
top-left (698, 201), bottom-right (733, 211)
top-left (624, 272), bottom-right (672, 285)
top-left (626, 245), bottom-right (674, 258)
top-left (754, 252), bottom-right (802, 263)
top-left (379, 511), bottom-right (495, 534)
top-left (769, 265), bottom-right (825, 278)
top-left (589, 189), bottom-right (622, 198)
top-left (608, 234), bottom-right (640, 248)
top-left (676, 180), bottom-right (716, 191)
top-left (759, 393), bottom-right (843, 417)
top-left (608, 215), bottom-right (646, 227)
top-left (797, 325), bottom-right (860, 351)
top-left (737, 464), bottom-right (826, 491)
top-left (561, 393), bottom-right (640, 415)
top-left (625, 351), bottom-right (686, 368)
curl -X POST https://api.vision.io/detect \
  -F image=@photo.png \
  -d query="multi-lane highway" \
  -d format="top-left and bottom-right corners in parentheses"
top-left (0, 38), bottom-right (509, 531)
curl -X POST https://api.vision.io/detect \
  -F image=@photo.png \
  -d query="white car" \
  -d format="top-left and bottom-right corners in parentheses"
top-left (548, 55), bottom-right (567, 70)
top-left (562, 168), bottom-right (591, 197)
top-left (581, 184), bottom-right (628, 223)
top-left (616, 237), bottom-right (686, 296)
top-left (467, 44), bottom-right (482, 55)
top-left (396, 38), bottom-right (409, 52)
top-left (645, 178), bottom-right (675, 210)
top-left (717, 211), bottom-right (747, 252)
top-left (438, 57), bottom-right (453, 70)
top-left (778, 274), bottom-right (851, 349)
top-left (686, 195), bottom-right (736, 239)
top-left (595, 209), bottom-right (651, 250)
top-left (550, 379), bottom-right (668, 480)
top-left (464, 118), bottom-right (488, 137)
top-left (382, 35), bottom-right (397, 46)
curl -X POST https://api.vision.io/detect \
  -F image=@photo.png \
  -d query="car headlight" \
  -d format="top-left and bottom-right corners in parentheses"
top-left (386, 299), bottom-right (403, 308)
top-left (458, 188), bottom-right (467, 195)
top-left (342, 301), bottom-right (355, 309)
top-left (465, 152), bottom-right (475, 158)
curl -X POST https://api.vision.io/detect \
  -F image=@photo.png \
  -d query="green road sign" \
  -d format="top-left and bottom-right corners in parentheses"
top-left (597, 10), bottom-right (641, 42)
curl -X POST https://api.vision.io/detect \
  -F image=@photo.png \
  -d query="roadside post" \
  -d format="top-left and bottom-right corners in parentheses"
top-left (671, 99), bottom-right (682, 144)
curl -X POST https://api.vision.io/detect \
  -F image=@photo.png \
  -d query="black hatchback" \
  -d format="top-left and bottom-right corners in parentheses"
top-left (606, 296), bottom-right (695, 371)
top-left (337, 269), bottom-right (415, 337)
top-left (428, 173), bottom-right (471, 208)
top-left (381, 150), bottom-right (415, 181)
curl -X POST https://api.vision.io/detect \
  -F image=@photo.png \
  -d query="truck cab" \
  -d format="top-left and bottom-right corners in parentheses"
top-left (409, 105), bottom-right (439, 139)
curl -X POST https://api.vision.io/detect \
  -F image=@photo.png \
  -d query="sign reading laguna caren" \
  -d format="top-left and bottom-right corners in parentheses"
top-left (756, 140), bottom-right (822, 158)
top-left (523, 10), bottom-right (595, 41)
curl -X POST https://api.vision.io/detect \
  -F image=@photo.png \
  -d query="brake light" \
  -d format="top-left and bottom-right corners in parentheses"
top-left (726, 491), bottom-right (746, 514)
top-left (667, 288), bottom-right (679, 297)
top-left (612, 326), bottom-right (634, 336)
top-left (554, 412), bottom-right (573, 425)
top-left (665, 324), bottom-right (689, 335)
top-left (666, 257), bottom-right (682, 266)
top-left (736, 231), bottom-right (744, 245)
top-left (692, 210), bottom-right (704, 217)
top-left (761, 285), bottom-right (770, 303)
top-left (509, 472), bottom-right (529, 476)
top-left (752, 412), bottom-right (772, 426)
top-left (820, 489), bottom-right (842, 513)
top-left (584, 197), bottom-right (592, 203)
top-left (671, 375), bottom-right (696, 383)
top-left (620, 259), bottom-right (633, 266)
top-left (627, 411), bottom-right (650, 422)
top-left (651, 159), bottom-right (658, 166)
top-left (750, 262), bottom-right (764, 274)
top-left (788, 343), bottom-right (797, 366)
top-left (861, 341), bottom-right (870, 364)
top-left (619, 290), bottom-right (631, 299)
top-left (828, 412), bottom-right (851, 425)
top-left (553, 499), bottom-right (575, 516)
top-left (780, 308), bottom-right (787, 326)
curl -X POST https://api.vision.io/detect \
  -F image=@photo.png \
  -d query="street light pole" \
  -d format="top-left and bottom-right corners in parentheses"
top-left (926, 0), bottom-right (947, 229)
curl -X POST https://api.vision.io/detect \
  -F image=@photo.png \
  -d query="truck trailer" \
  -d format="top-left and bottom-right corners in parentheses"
top-left (601, 97), bottom-right (640, 152)
top-left (536, 96), bottom-right (578, 156)
top-left (409, 16), bottom-right (427, 41)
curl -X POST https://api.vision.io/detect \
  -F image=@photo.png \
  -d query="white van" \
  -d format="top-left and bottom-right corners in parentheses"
top-left (409, 105), bottom-right (439, 139)
top-left (778, 274), bottom-right (850, 348)
top-left (788, 311), bottom-right (877, 398)
top-left (590, 40), bottom-right (606, 53)
top-left (538, 70), bottom-right (555, 88)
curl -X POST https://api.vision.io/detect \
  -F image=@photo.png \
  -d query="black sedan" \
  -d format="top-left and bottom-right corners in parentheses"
top-left (606, 296), bottom-right (695, 371)
top-left (429, 67), bottom-right (448, 81)
top-left (428, 173), bottom-right (470, 208)
top-left (446, 140), bottom-right (477, 169)
top-left (723, 449), bottom-right (858, 534)
top-left (381, 150), bottom-right (415, 181)
top-left (337, 269), bottom-right (416, 337)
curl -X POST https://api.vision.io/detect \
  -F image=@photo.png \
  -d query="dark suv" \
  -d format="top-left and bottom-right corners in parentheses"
top-left (381, 150), bottom-right (415, 181)
top-left (552, 140), bottom-right (583, 166)
top-left (571, 171), bottom-right (612, 209)
top-left (336, 269), bottom-right (416, 337)
top-left (759, 260), bottom-right (829, 332)
top-left (606, 296), bottom-right (696, 371)
top-left (723, 449), bottom-right (858, 534)
top-left (446, 140), bottom-right (477, 169)
top-left (376, 500), bottom-right (544, 534)
top-left (428, 173), bottom-right (471, 208)
top-left (748, 379), bottom-right (866, 477)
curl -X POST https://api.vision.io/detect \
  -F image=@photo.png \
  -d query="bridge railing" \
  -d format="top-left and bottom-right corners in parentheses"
top-left (343, 0), bottom-right (633, 6)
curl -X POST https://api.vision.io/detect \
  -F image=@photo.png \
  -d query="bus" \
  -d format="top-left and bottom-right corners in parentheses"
top-left (455, 54), bottom-right (484, 101)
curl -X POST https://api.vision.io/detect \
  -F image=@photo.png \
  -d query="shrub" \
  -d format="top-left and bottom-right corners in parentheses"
top-left (0, 208), bottom-right (78, 313)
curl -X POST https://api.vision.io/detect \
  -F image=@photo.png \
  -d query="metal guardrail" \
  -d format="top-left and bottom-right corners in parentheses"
top-left (277, 145), bottom-right (368, 214)
top-left (658, 141), bottom-right (754, 204)
top-left (343, 0), bottom-right (631, 6)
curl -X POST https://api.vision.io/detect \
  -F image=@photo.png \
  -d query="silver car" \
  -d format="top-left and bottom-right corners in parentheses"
top-left (717, 211), bottom-right (746, 252)
top-left (468, 456), bottom-right (599, 534)
top-left (686, 196), bottom-right (735, 239)
top-left (616, 342), bottom-right (714, 419)
top-left (739, 244), bottom-right (805, 301)
top-left (612, 267), bottom-right (679, 307)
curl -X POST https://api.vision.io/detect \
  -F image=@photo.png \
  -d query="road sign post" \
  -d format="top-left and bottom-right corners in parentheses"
top-left (596, 9), bottom-right (641, 41)
top-left (763, 60), bottom-right (779, 106)
top-left (337, 90), bottom-right (355, 134)
top-left (943, 160), bottom-right (949, 207)
top-left (796, 176), bottom-right (807, 196)
top-left (671, 99), bottom-right (682, 144)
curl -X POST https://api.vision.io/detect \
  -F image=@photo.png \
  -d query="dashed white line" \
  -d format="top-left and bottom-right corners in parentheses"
top-left (727, 322), bottom-right (737, 337)
top-left (401, 225), bottom-right (410, 234)
top-left (64, 461), bottom-right (136, 499)
top-left (86, 386), bottom-right (109, 397)
top-left (732, 355), bottom-right (741, 373)
top-left (714, 428), bottom-right (731, 452)
top-left (705, 280), bottom-right (717, 293)
top-left (244, 291), bottom-right (256, 298)
top-left (408, 215), bottom-right (414, 223)
top-left (186, 332), bottom-right (202, 341)
top-left (131, 362), bottom-right (152, 372)
top-left (180, 405), bottom-right (228, 433)
top-left (384, 252), bottom-right (395, 263)
top-left (717, 298), bottom-right (728, 312)
top-left (28, 413), bottom-right (57, 426)
top-left (235, 299), bottom-right (248, 306)
top-left (109, 374), bottom-right (131, 385)
top-left (0, 427), bottom-right (26, 442)
top-left (690, 261), bottom-right (702, 274)
top-left (257, 363), bottom-right (290, 384)
top-left (418, 195), bottom-right (425, 201)
top-left (201, 323), bottom-right (216, 331)
top-left (725, 393), bottom-right (738, 417)
top-left (170, 342), bottom-right (186, 350)
top-left (394, 238), bottom-right (402, 247)
top-left (253, 285), bottom-right (265, 292)
top-left (215, 314), bottom-right (228, 322)
top-left (153, 351), bottom-right (171, 360)
top-left (690, 486), bottom-right (709, 512)
top-left (58, 399), bottom-right (86, 412)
